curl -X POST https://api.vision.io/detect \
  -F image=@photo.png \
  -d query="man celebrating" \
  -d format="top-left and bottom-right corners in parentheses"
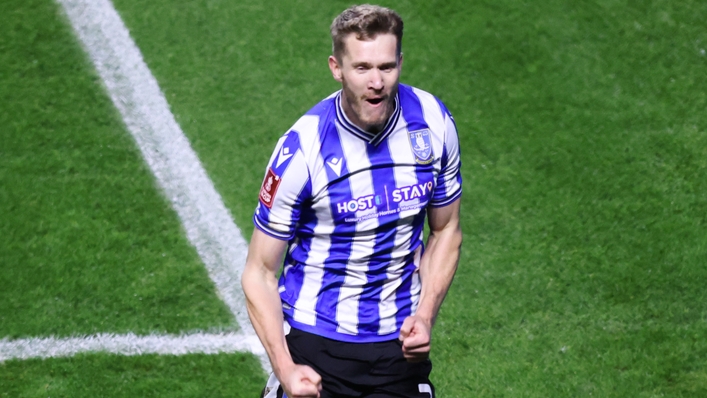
top-left (242, 4), bottom-right (462, 397)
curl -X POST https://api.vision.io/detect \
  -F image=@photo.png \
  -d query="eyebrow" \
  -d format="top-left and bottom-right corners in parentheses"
top-left (352, 61), bottom-right (399, 69)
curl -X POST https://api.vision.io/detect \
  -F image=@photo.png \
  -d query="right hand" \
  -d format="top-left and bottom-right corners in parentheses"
top-left (279, 363), bottom-right (322, 398)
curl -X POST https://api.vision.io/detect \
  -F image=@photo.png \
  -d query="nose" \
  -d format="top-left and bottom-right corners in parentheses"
top-left (369, 69), bottom-right (383, 91)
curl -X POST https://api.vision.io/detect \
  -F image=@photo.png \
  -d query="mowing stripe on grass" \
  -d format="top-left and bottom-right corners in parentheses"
top-left (54, 0), bottom-right (268, 371)
top-left (0, 332), bottom-right (264, 362)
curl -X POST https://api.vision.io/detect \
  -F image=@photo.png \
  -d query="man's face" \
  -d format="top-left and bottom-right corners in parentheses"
top-left (329, 33), bottom-right (402, 133)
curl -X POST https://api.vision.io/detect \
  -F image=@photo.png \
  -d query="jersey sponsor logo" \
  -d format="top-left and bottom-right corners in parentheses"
top-left (336, 194), bottom-right (381, 214)
top-left (259, 168), bottom-right (281, 208)
top-left (335, 181), bottom-right (433, 215)
top-left (391, 181), bottom-right (434, 203)
top-left (408, 129), bottom-right (434, 164)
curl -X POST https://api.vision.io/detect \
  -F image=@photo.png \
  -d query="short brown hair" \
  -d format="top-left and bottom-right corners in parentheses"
top-left (330, 4), bottom-right (403, 61)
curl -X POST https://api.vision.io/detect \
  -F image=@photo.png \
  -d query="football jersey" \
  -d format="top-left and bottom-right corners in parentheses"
top-left (253, 83), bottom-right (462, 343)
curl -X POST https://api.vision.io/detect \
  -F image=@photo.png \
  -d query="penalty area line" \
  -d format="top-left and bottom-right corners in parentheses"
top-left (51, 0), bottom-right (268, 371)
top-left (0, 332), bottom-right (265, 362)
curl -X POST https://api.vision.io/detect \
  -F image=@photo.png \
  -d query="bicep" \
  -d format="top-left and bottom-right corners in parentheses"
top-left (245, 228), bottom-right (289, 276)
top-left (427, 198), bottom-right (461, 235)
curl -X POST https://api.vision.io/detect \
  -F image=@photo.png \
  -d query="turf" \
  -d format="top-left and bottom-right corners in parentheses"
top-left (109, 0), bottom-right (344, 238)
top-left (108, 0), bottom-right (707, 395)
top-left (427, 0), bottom-right (707, 396)
top-left (0, 353), bottom-right (262, 397)
top-left (0, 0), bottom-right (235, 338)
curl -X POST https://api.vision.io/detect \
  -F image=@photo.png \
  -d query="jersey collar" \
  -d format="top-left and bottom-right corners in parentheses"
top-left (335, 91), bottom-right (401, 146)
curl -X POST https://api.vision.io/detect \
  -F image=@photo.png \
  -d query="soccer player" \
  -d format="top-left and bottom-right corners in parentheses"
top-left (241, 4), bottom-right (462, 397)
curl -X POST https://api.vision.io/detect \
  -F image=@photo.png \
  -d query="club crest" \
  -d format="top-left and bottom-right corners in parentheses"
top-left (408, 129), bottom-right (434, 164)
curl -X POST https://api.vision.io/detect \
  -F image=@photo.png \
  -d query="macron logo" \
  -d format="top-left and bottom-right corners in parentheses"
top-left (327, 157), bottom-right (343, 177)
top-left (276, 146), bottom-right (293, 168)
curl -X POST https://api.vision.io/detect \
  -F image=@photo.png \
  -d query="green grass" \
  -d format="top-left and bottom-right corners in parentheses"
top-left (2, 0), bottom-right (707, 396)
top-left (429, 0), bottom-right (707, 396)
top-left (109, 0), bottom-right (345, 237)
top-left (0, 353), bottom-right (262, 397)
top-left (109, 0), bottom-right (707, 396)
top-left (0, 0), bottom-right (235, 337)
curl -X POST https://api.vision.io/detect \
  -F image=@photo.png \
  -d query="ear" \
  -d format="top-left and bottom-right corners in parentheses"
top-left (328, 55), bottom-right (343, 82)
top-left (398, 52), bottom-right (404, 70)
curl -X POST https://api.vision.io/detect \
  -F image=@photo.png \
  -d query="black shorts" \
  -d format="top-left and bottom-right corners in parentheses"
top-left (263, 327), bottom-right (435, 398)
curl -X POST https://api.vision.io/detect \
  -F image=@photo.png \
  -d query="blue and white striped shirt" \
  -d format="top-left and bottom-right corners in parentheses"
top-left (253, 83), bottom-right (462, 343)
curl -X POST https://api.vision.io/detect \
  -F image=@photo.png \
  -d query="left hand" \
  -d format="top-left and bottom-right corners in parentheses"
top-left (398, 315), bottom-right (432, 362)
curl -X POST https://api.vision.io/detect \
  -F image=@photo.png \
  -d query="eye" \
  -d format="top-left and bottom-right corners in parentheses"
top-left (380, 64), bottom-right (397, 73)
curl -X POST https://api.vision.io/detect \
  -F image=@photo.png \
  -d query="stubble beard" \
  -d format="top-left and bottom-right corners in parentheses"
top-left (341, 83), bottom-right (398, 135)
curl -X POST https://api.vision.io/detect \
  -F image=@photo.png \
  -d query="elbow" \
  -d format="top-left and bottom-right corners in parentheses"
top-left (240, 266), bottom-right (250, 297)
top-left (241, 262), bottom-right (257, 298)
top-left (452, 225), bottom-right (463, 251)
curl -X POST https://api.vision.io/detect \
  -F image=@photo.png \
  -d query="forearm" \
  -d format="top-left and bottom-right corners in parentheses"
top-left (416, 224), bottom-right (462, 326)
top-left (241, 262), bottom-right (294, 377)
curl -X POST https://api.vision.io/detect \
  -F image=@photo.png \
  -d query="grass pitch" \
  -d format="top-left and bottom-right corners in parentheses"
top-left (0, 0), bottom-right (236, 339)
top-left (0, 353), bottom-right (262, 397)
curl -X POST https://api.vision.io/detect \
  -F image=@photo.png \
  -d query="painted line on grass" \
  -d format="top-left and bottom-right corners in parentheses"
top-left (0, 332), bottom-right (264, 362)
top-left (53, 0), bottom-right (268, 371)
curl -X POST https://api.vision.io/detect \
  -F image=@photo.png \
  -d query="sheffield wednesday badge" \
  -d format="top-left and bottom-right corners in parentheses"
top-left (408, 129), bottom-right (434, 164)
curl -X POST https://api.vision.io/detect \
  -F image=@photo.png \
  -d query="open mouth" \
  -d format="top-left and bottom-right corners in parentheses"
top-left (366, 97), bottom-right (384, 105)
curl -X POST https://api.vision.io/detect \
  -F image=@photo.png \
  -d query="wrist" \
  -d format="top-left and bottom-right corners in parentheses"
top-left (272, 355), bottom-right (296, 380)
top-left (413, 308), bottom-right (435, 327)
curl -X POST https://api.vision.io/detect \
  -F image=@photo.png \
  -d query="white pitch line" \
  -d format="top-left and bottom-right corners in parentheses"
top-left (49, 0), bottom-right (269, 371)
top-left (0, 332), bottom-right (264, 362)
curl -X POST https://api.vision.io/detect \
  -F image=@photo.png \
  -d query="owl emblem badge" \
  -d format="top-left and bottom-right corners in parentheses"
top-left (408, 129), bottom-right (434, 164)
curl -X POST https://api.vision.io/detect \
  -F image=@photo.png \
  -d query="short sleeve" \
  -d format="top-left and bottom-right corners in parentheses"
top-left (430, 111), bottom-right (462, 207)
top-left (253, 130), bottom-right (311, 240)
